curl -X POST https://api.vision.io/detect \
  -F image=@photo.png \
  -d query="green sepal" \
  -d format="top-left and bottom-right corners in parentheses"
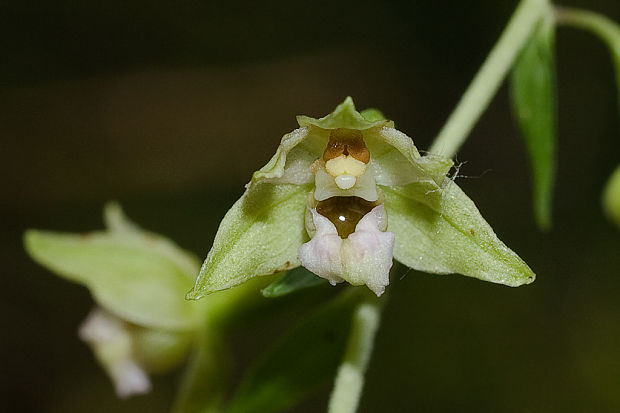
top-left (251, 127), bottom-right (315, 184)
top-left (24, 204), bottom-right (204, 331)
top-left (261, 266), bottom-right (327, 298)
top-left (226, 289), bottom-right (364, 413)
top-left (188, 183), bottom-right (311, 299)
top-left (297, 97), bottom-right (392, 130)
top-left (510, 17), bottom-right (557, 230)
top-left (384, 181), bottom-right (535, 287)
top-left (365, 126), bottom-right (454, 186)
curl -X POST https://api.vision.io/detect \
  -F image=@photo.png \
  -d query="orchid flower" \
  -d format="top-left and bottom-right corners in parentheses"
top-left (24, 203), bottom-right (203, 397)
top-left (188, 97), bottom-right (535, 299)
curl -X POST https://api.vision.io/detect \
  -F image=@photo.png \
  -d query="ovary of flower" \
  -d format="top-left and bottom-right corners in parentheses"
top-left (298, 205), bottom-right (395, 296)
top-left (325, 155), bottom-right (367, 189)
top-left (79, 308), bottom-right (151, 398)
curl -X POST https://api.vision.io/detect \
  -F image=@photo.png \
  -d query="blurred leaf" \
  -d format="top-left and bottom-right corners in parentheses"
top-left (226, 290), bottom-right (362, 413)
top-left (24, 205), bottom-right (204, 331)
top-left (187, 183), bottom-right (311, 299)
top-left (385, 181), bottom-right (536, 287)
top-left (510, 18), bottom-right (557, 230)
top-left (603, 164), bottom-right (620, 229)
top-left (261, 266), bottom-right (327, 298)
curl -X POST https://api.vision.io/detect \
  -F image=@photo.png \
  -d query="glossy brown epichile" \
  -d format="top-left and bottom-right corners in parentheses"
top-left (316, 196), bottom-right (377, 238)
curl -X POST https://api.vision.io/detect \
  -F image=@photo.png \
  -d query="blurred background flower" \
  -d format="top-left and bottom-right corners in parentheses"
top-left (3, 0), bottom-right (620, 412)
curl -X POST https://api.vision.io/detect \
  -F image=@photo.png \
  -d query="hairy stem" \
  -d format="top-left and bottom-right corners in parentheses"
top-left (429, 0), bottom-right (550, 158)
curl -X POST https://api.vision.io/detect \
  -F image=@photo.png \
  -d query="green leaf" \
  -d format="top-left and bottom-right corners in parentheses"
top-left (603, 164), bottom-right (620, 228)
top-left (188, 183), bottom-right (311, 299)
top-left (261, 266), bottom-right (327, 298)
top-left (510, 17), bottom-right (557, 230)
top-left (226, 290), bottom-right (363, 413)
top-left (24, 205), bottom-right (204, 331)
top-left (384, 181), bottom-right (535, 287)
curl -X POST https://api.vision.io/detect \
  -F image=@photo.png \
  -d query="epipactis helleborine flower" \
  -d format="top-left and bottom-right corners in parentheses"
top-left (24, 203), bottom-right (202, 397)
top-left (188, 97), bottom-right (535, 299)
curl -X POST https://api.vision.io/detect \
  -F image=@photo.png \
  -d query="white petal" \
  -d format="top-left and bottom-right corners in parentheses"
top-left (109, 360), bottom-right (152, 398)
top-left (298, 205), bottom-right (394, 296)
top-left (79, 308), bottom-right (152, 398)
top-left (298, 210), bottom-right (344, 286)
top-left (342, 205), bottom-right (395, 296)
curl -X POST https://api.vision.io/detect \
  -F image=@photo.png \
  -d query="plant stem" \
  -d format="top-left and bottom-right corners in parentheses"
top-left (429, 0), bottom-right (550, 158)
top-left (554, 6), bottom-right (620, 55)
top-left (327, 296), bottom-right (382, 413)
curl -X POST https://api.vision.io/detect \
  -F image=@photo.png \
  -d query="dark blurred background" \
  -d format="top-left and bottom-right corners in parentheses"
top-left (2, 0), bottom-right (620, 412)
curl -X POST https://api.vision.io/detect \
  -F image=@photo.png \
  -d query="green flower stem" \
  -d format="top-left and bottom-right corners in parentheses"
top-left (554, 7), bottom-right (620, 56)
top-left (327, 294), bottom-right (382, 413)
top-left (429, 0), bottom-right (550, 158)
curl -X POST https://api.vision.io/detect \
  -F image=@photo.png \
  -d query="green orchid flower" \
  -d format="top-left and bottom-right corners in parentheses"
top-left (189, 97), bottom-right (535, 299)
top-left (24, 203), bottom-right (205, 397)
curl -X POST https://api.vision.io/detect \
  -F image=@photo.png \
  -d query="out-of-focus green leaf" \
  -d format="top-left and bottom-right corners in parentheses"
top-left (603, 164), bottom-right (620, 228)
top-left (261, 266), bottom-right (327, 298)
top-left (187, 183), bottom-right (311, 299)
top-left (24, 207), bottom-right (204, 331)
top-left (385, 181), bottom-right (536, 287)
top-left (510, 17), bottom-right (557, 230)
top-left (226, 290), bottom-right (363, 413)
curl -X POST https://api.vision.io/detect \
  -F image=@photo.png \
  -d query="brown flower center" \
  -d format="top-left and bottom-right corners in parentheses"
top-left (316, 196), bottom-right (376, 238)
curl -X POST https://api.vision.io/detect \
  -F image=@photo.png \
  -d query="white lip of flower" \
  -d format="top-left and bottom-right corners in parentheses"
top-left (79, 308), bottom-right (151, 398)
top-left (299, 204), bottom-right (394, 296)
